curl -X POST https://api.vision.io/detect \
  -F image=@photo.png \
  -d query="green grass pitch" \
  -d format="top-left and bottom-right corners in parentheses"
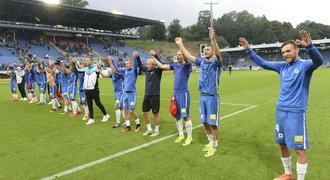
top-left (0, 69), bottom-right (329, 179)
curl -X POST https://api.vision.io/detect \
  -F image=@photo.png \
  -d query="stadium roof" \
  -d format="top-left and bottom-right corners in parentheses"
top-left (0, 0), bottom-right (162, 31)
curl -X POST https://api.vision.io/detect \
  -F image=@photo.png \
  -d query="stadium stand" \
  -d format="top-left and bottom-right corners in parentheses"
top-left (0, 0), bottom-right (162, 70)
top-left (111, 41), bottom-right (169, 63)
top-left (234, 59), bottom-right (245, 67)
top-left (0, 0), bottom-right (161, 32)
top-left (88, 39), bottom-right (119, 57)
top-left (113, 43), bottom-right (150, 62)
top-left (245, 59), bottom-right (257, 67)
top-left (15, 33), bottom-right (62, 59)
top-left (0, 55), bottom-right (20, 64)
top-left (222, 40), bottom-right (330, 68)
top-left (89, 42), bottom-right (110, 57)
top-left (0, 31), bottom-right (21, 66)
top-left (319, 50), bottom-right (330, 65)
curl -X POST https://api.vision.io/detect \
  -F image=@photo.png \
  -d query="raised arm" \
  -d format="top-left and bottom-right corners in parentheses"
top-left (108, 56), bottom-right (125, 74)
top-left (28, 63), bottom-right (34, 71)
top-left (181, 52), bottom-right (189, 65)
top-left (48, 63), bottom-right (56, 75)
top-left (133, 51), bottom-right (141, 70)
top-left (46, 66), bottom-right (55, 77)
top-left (59, 64), bottom-right (71, 75)
top-left (76, 63), bottom-right (85, 69)
top-left (175, 37), bottom-right (196, 63)
top-left (6, 67), bottom-right (10, 75)
top-left (139, 61), bottom-right (147, 72)
top-left (106, 57), bottom-right (119, 73)
top-left (40, 60), bottom-right (45, 70)
top-left (98, 69), bottom-right (110, 78)
top-left (296, 30), bottom-right (323, 67)
top-left (133, 53), bottom-right (143, 75)
top-left (37, 61), bottom-right (45, 73)
top-left (209, 27), bottom-right (221, 63)
top-left (132, 52), bottom-right (146, 72)
top-left (149, 49), bottom-right (157, 58)
top-left (152, 56), bottom-right (171, 71)
top-left (72, 58), bottom-right (85, 70)
top-left (48, 58), bottom-right (52, 67)
top-left (31, 63), bottom-right (38, 74)
top-left (150, 49), bottom-right (162, 63)
top-left (108, 56), bottom-right (116, 72)
top-left (24, 63), bottom-right (28, 71)
top-left (97, 63), bottom-right (110, 78)
top-left (239, 37), bottom-right (282, 72)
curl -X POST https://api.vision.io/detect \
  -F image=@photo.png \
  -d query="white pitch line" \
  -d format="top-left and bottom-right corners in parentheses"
top-left (215, 102), bottom-right (256, 107)
top-left (41, 104), bottom-right (257, 180)
top-left (101, 93), bottom-right (255, 107)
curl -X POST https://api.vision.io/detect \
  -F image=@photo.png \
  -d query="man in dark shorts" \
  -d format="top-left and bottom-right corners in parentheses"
top-left (141, 50), bottom-right (163, 136)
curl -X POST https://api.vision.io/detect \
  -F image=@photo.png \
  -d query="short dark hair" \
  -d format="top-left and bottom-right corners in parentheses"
top-left (281, 40), bottom-right (298, 49)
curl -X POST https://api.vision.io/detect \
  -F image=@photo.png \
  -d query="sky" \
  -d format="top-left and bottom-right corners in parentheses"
top-left (88, 0), bottom-right (329, 27)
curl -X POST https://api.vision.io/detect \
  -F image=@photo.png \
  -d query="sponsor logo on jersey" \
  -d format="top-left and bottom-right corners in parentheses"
top-left (294, 135), bottom-right (304, 144)
top-left (210, 114), bottom-right (217, 121)
top-left (181, 108), bottom-right (186, 114)
top-left (278, 133), bottom-right (283, 138)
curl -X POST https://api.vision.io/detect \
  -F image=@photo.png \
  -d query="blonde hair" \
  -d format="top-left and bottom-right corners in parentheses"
top-left (86, 57), bottom-right (93, 62)
top-left (126, 58), bottom-right (133, 64)
top-left (68, 57), bottom-right (76, 64)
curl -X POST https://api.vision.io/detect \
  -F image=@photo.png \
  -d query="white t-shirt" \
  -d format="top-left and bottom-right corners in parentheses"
top-left (15, 70), bottom-right (24, 84)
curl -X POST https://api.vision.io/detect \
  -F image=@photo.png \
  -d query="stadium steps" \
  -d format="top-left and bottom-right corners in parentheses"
top-left (234, 58), bottom-right (246, 67)
top-left (91, 49), bottom-right (102, 59)
top-left (0, 55), bottom-right (20, 64)
top-left (242, 59), bottom-right (248, 67)
top-left (89, 40), bottom-right (121, 59)
top-left (48, 41), bottom-right (65, 57)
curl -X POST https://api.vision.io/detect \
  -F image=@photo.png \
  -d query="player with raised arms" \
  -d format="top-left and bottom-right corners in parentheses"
top-left (239, 30), bottom-right (324, 180)
top-left (175, 27), bottom-right (222, 157)
top-left (152, 51), bottom-right (193, 145)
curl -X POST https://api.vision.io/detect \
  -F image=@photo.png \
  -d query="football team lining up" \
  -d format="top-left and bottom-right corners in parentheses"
top-left (6, 28), bottom-right (324, 180)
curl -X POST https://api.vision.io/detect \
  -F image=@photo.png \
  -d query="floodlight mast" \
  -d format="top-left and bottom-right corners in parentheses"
top-left (204, 1), bottom-right (218, 28)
